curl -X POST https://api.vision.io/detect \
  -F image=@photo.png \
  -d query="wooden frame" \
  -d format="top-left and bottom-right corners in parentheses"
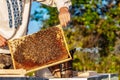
top-left (8, 25), bottom-right (72, 74)
top-left (0, 69), bottom-right (26, 77)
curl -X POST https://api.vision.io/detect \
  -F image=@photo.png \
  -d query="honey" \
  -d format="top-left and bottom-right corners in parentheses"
top-left (8, 25), bottom-right (71, 73)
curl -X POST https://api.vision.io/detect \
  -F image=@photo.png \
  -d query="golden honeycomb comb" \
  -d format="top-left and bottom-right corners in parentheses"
top-left (8, 25), bottom-right (72, 74)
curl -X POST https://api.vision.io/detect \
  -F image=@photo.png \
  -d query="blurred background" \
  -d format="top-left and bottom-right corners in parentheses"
top-left (28, 0), bottom-right (120, 78)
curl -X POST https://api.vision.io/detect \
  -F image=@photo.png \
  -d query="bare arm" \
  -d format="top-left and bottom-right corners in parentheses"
top-left (35, 0), bottom-right (71, 27)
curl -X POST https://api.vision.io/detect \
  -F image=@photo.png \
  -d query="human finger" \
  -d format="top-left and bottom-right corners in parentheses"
top-left (0, 35), bottom-right (7, 47)
top-left (59, 7), bottom-right (71, 27)
top-left (59, 13), bottom-right (69, 27)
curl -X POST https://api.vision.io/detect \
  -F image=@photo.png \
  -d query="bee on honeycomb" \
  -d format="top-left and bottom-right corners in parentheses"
top-left (8, 26), bottom-right (71, 72)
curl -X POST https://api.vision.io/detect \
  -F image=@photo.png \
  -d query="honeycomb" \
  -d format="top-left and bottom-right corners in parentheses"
top-left (8, 25), bottom-right (71, 73)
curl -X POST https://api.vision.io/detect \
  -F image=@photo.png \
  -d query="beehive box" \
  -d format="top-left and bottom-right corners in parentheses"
top-left (0, 69), bottom-right (26, 77)
top-left (8, 25), bottom-right (71, 74)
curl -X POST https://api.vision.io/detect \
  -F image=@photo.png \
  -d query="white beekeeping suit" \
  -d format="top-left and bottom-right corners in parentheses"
top-left (0, 0), bottom-right (71, 53)
top-left (0, 0), bottom-right (71, 78)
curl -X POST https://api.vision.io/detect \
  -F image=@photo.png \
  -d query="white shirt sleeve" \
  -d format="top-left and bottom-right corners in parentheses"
top-left (36, 0), bottom-right (71, 11)
top-left (54, 0), bottom-right (71, 11)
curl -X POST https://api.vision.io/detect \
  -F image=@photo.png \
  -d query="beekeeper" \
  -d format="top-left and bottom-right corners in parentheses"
top-left (0, 0), bottom-right (71, 77)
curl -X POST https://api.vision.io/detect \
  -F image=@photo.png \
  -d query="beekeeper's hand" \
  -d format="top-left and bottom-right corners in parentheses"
top-left (59, 7), bottom-right (70, 27)
top-left (0, 35), bottom-right (7, 47)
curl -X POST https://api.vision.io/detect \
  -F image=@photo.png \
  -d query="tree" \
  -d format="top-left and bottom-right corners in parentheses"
top-left (31, 0), bottom-right (120, 78)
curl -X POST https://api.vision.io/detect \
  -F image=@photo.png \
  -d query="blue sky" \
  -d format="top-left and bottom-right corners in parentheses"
top-left (28, 1), bottom-right (49, 34)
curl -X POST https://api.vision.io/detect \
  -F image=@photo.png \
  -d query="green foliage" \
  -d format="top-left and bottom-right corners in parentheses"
top-left (26, 72), bottom-right (35, 76)
top-left (73, 51), bottom-right (120, 73)
top-left (41, 5), bottom-right (59, 28)
top-left (41, 0), bottom-right (120, 78)
top-left (73, 51), bottom-right (99, 71)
